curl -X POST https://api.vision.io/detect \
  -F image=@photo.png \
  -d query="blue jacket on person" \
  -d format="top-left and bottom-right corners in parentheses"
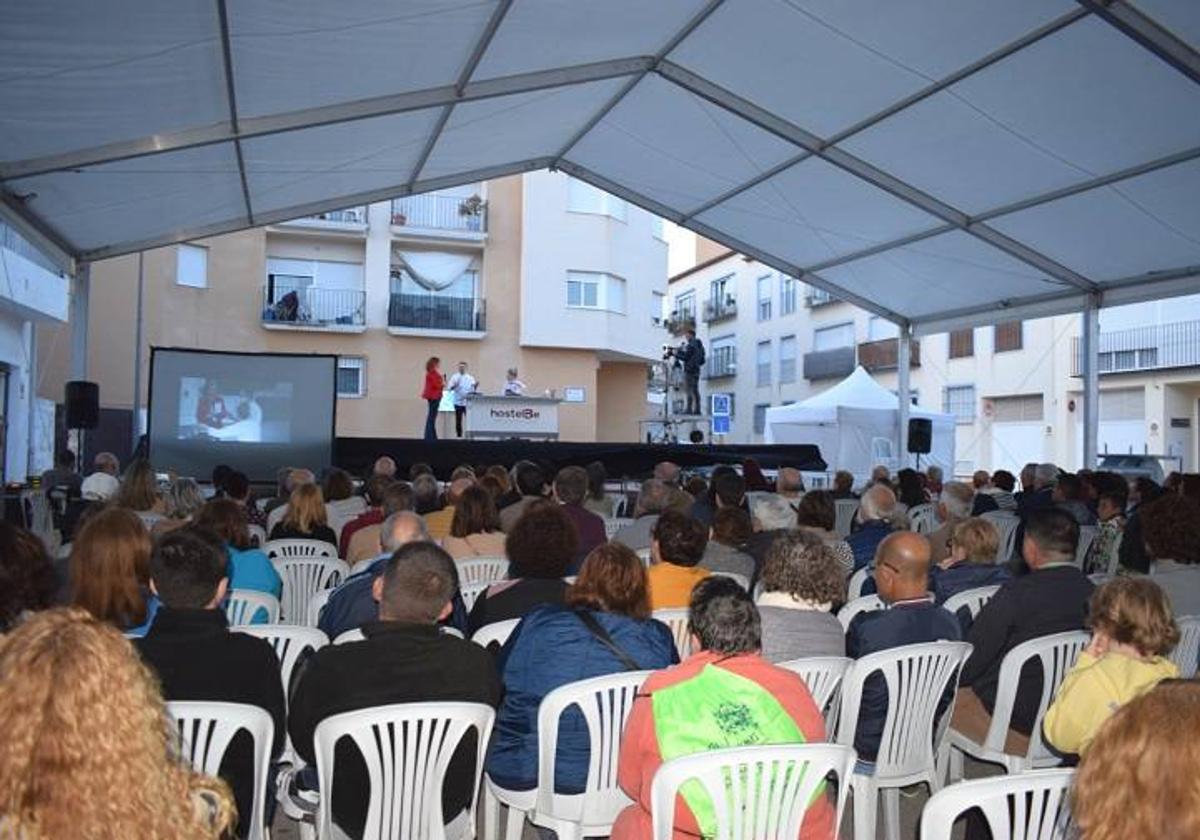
top-left (486, 604), bottom-right (677, 794)
top-left (317, 555), bottom-right (468, 640)
top-left (930, 563), bottom-right (1011, 632)
top-left (847, 520), bottom-right (892, 572)
top-left (226, 545), bottom-right (282, 598)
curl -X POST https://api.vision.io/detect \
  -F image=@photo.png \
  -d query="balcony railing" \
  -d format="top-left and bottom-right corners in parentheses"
top-left (703, 296), bottom-right (737, 323)
top-left (706, 351), bottom-right (737, 379)
top-left (803, 346), bottom-right (856, 380)
top-left (388, 293), bottom-right (486, 332)
top-left (858, 338), bottom-right (921, 372)
top-left (390, 194), bottom-right (487, 234)
top-left (261, 285), bottom-right (366, 328)
top-left (1071, 320), bottom-right (1200, 376)
top-left (277, 206), bottom-right (368, 229)
top-left (805, 288), bottom-right (836, 307)
top-left (1, 219), bottom-right (61, 274)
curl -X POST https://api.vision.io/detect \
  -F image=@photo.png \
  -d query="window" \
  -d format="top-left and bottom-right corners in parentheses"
top-left (710, 275), bottom-right (731, 307)
top-left (892, 388), bottom-right (921, 406)
top-left (1098, 348), bottom-right (1158, 372)
top-left (779, 335), bottom-right (797, 384)
top-left (675, 290), bottom-right (696, 323)
top-left (651, 216), bottom-right (665, 240)
top-left (566, 176), bottom-right (626, 220)
top-left (943, 385), bottom-right (976, 424)
top-left (708, 336), bottom-right (736, 378)
top-left (566, 270), bottom-right (626, 313)
top-left (337, 357), bottom-right (366, 397)
top-left (813, 322), bottom-right (855, 351)
top-left (949, 328), bottom-right (974, 359)
top-left (756, 340), bottom-right (771, 386)
top-left (780, 275), bottom-right (797, 316)
top-left (753, 403), bottom-right (770, 435)
top-left (994, 320), bottom-right (1023, 352)
top-left (757, 275), bottom-right (772, 321)
top-left (868, 316), bottom-right (899, 340)
top-left (176, 244), bottom-right (208, 288)
top-left (991, 394), bottom-right (1044, 422)
top-left (652, 291), bottom-right (666, 325)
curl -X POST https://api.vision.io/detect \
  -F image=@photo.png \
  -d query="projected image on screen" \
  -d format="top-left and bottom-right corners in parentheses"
top-left (178, 377), bottom-right (292, 443)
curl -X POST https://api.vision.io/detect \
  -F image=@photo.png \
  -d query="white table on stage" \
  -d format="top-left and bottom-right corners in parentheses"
top-left (465, 396), bottom-right (560, 440)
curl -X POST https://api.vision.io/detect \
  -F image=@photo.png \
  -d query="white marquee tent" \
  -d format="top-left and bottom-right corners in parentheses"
top-left (2, 0), bottom-right (1199, 462)
top-left (764, 366), bottom-right (955, 480)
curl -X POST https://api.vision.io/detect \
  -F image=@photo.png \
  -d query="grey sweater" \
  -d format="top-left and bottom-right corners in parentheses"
top-left (757, 599), bottom-right (845, 663)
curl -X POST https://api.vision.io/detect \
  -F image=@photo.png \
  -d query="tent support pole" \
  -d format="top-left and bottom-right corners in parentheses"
top-left (897, 326), bottom-right (912, 472)
top-left (1082, 295), bottom-right (1101, 470)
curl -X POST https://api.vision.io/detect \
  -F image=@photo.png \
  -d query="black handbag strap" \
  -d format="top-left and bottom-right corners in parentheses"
top-left (574, 610), bottom-right (643, 672)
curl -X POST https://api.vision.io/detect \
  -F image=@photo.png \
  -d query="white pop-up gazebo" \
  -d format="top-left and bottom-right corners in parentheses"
top-left (764, 367), bottom-right (955, 481)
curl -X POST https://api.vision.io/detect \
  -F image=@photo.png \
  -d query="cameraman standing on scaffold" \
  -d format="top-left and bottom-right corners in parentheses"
top-left (671, 327), bottom-right (706, 416)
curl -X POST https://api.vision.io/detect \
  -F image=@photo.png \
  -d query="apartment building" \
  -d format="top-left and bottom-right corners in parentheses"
top-left (38, 172), bottom-right (668, 448)
top-left (668, 249), bottom-right (1200, 475)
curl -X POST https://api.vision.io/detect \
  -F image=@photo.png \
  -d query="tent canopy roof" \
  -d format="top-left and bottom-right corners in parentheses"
top-left (3, 1), bottom-right (1199, 331)
top-left (766, 366), bottom-right (952, 422)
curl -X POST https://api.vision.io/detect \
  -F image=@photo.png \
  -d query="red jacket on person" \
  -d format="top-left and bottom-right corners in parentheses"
top-left (422, 370), bottom-right (444, 401)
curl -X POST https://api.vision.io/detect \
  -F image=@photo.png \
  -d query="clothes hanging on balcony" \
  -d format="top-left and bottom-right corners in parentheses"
top-left (395, 251), bottom-right (474, 292)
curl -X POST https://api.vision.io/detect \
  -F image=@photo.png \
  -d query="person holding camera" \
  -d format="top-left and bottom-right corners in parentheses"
top-left (671, 328), bottom-right (705, 415)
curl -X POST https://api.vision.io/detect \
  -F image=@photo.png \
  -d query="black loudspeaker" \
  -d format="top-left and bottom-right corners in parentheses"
top-left (65, 381), bottom-right (100, 429)
top-left (907, 417), bottom-right (932, 454)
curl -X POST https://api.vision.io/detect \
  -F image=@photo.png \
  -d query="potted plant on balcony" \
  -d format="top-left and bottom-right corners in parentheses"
top-left (458, 194), bottom-right (484, 231)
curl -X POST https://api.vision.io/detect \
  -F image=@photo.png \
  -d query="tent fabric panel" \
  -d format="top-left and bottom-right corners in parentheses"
top-left (0, 0), bottom-right (226, 162)
top-left (241, 108), bottom-right (442, 214)
top-left (819, 231), bottom-right (1060, 319)
top-left (474, 0), bottom-right (703, 80)
top-left (227, 0), bottom-right (497, 119)
top-left (988, 158), bottom-right (1200, 284)
top-left (6, 143), bottom-right (246, 253)
top-left (419, 77), bottom-right (627, 181)
top-left (694, 156), bottom-right (941, 270)
top-left (1130, 0), bottom-right (1200, 51)
top-left (568, 75), bottom-right (800, 214)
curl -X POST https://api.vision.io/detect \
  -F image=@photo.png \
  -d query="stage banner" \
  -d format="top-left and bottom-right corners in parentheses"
top-left (466, 396), bottom-right (560, 440)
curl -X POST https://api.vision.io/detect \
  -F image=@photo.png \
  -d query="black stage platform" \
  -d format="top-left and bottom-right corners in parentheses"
top-left (335, 437), bottom-right (825, 480)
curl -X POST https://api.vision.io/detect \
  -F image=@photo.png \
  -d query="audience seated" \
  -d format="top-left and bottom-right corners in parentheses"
top-left (1084, 485), bottom-right (1127, 574)
top-left (318, 511), bottom-right (429, 639)
top-left (425, 476), bottom-right (473, 541)
top-left (756, 531), bottom-right (845, 662)
top-left (742, 493), bottom-right (798, 577)
top-left (930, 518), bottom-right (1010, 624)
top-left (265, 468), bottom-right (315, 533)
top-left (971, 469), bottom-right (1018, 515)
top-left (926, 481), bottom-right (974, 565)
top-left (469, 501), bottom-right (575, 633)
top-left (289, 543), bottom-right (501, 838)
top-left (646, 510), bottom-right (710, 610)
top-left (499, 462), bottom-right (545, 532)
top-left (69, 507), bottom-right (160, 635)
top-left (895, 467), bottom-right (929, 511)
top-left (224, 469), bottom-right (268, 531)
top-left (268, 483), bottom-right (337, 547)
top-left (322, 467), bottom-right (365, 536)
top-left (487, 543), bottom-right (677, 792)
top-left (775, 466), bottom-right (805, 499)
top-left (370, 455), bottom-right (397, 480)
top-left (846, 533), bottom-right (962, 767)
top-left (653, 460), bottom-right (695, 514)
top-left (848, 484), bottom-right (897, 571)
top-left (346, 482), bottom-right (413, 566)
top-left (553, 466), bottom-right (607, 573)
top-left (868, 464), bottom-right (891, 488)
top-left (0, 608), bottom-right (236, 838)
top-left (1054, 473), bottom-right (1097, 526)
top-left (741, 458), bottom-right (773, 492)
top-left (154, 477), bottom-right (207, 538)
top-left (832, 469), bottom-right (857, 499)
top-left (92, 449), bottom-right (121, 477)
top-left (263, 466), bottom-right (294, 517)
top-left (612, 478), bottom-right (669, 551)
top-left (1140, 492), bottom-right (1200, 616)
top-left (953, 509), bottom-right (1094, 750)
top-left (40, 448), bottom-right (82, 496)
top-left (795, 490), bottom-right (854, 575)
top-left (1073, 680), bottom-right (1200, 840)
top-left (0, 520), bottom-right (56, 632)
top-left (135, 528), bottom-right (286, 838)
top-left (689, 466), bottom-right (745, 527)
top-left (442, 484), bottom-right (507, 559)
top-left (925, 465), bottom-right (944, 497)
top-left (1044, 578), bottom-right (1179, 758)
top-left (1017, 463), bottom-right (1057, 519)
top-left (583, 460), bottom-right (615, 518)
top-left (338, 474), bottom-right (391, 558)
top-left (194, 499), bottom-right (282, 606)
top-left (612, 578), bottom-right (834, 840)
top-left (701, 507), bottom-right (755, 580)
top-left (115, 458), bottom-right (167, 527)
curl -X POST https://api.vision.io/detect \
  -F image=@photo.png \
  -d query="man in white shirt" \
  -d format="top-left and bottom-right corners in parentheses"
top-left (446, 361), bottom-right (477, 438)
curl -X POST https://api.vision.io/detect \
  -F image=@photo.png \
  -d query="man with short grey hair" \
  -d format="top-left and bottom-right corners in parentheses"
top-left (926, 481), bottom-right (975, 565)
top-left (848, 484), bottom-right (897, 572)
top-left (743, 493), bottom-right (798, 576)
top-left (775, 467), bottom-right (805, 498)
top-left (1017, 463), bottom-right (1058, 519)
top-left (613, 479), bottom-right (670, 552)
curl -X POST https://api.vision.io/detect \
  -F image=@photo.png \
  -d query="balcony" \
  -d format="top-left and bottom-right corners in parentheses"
top-left (1072, 320), bottom-right (1200, 376)
top-left (261, 285), bottom-right (366, 332)
top-left (390, 193), bottom-right (487, 240)
top-left (803, 346), bottom-right (856, 380)
top-left (273, 206), bottom-right (368, 236)
top-left (857, 338), bottom-right (921, 372)
top-left (703, 296), bottom-right (737, 324)
top-left (388, 293), bottom-right (486, 336)
top-left (706, 351), bottom-right (737, 379)
top-left (805, 288), bottom-right (837, 308)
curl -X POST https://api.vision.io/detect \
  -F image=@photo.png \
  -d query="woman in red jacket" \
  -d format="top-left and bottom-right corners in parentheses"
top-left (422, 357), bottom-right (445, 441)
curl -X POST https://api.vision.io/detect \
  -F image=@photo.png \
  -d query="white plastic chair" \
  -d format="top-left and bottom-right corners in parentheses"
top-left (920, 769), bottom-right (1075, 840)
top-left (334, 627), bottom-right (365, 645)
top-left (1074, 526), bottom-right (1099, 568)
top-left (604, 517), bottom-right (634, 539)
top-left (943, 630), bottom-right (1089, 780)
top-left (847, 567), bottom-right (871, 599)
top-left (837, 641), bottom-right (974, 840)
top-left (981, 511), bottom-right (1020, 563)
top-left (264, 537), bottom-right (338, 562)
top-left (274, 557), bottom-right (349, 624)
top-left (941, 585), bottom-right (1001, 625)
top-left (836, 594), bottom-right (885, 631)
top-left (458, 556), bottom-right (509, 586)
top-left (776, 656), bottom-right (852, 727)
top-left (650, 744), bottom-right (856, 840)
top-left (306, 587), bottom-right (333, 628)
top-left (350, 555), bottom-right (382, 576)
top-left (461, 580), bottom-right (491, 611)
top-left (225, 589), bottom-right (281, 625)
top-left (1171, 615), bottom-right (1200, 679)
top-left (651, 608), bottom-right (693, 660)
top-left (247, 523), bottom-right (268, 547)
top-left (484, 670), bottom-right (651, 840)
top-left (908, 503), bottom-right (939, 535)
top-left (234, 624), bottom-right (327, 694)
top-left (834, 499), bottom-right (859, 538)
top-left (313, 702), bottom-right (494, 840)
top-left (710, 571), bottom-right (749, 591)
top-left (636, 547), bottom-right (653, 567)
top-left (472, 618), bottom-right (521, 650)
top-left (168, 701), bottom-right (274, 840)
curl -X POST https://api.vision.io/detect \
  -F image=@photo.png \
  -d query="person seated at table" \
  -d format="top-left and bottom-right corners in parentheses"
top-left (268, 483), bottom-right (337, 548)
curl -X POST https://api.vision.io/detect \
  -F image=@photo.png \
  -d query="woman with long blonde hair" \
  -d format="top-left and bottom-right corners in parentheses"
top-left (0, 608), bottom-right (236, 839)
top-left (70, 506), bottom-right (159, 635)
top-left (268, 482), bottom-right (337, 547)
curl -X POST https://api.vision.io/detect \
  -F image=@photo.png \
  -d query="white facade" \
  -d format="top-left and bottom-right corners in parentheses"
top-left (669, 251), bottom-right (1200, 476)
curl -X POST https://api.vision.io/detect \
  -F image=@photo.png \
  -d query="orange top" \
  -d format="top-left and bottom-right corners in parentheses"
top-left (646, 562), bottom-right (711, 611)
